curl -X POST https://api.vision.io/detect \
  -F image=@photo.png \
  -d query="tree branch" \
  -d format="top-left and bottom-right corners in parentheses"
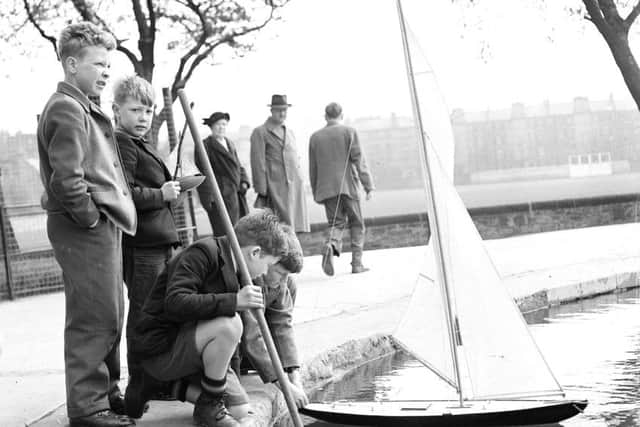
top-left (596, 0), bottom-right (624, 28)
top-left (22, 0), bottom-right (58, 59)
top-left (583, 0), bottom-right (609, 33)
top-left (117, 44), bottom-right (141, 70)
top-left (147, 0), bottom-right (156, 34)
top-left (131, 0), bottom-right (148, 42)
top-left (624, 0), bottom-right (640, 30)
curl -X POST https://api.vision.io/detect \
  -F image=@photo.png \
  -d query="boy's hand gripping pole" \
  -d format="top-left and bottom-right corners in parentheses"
top-left (177, 90), bottom-right (304, 427)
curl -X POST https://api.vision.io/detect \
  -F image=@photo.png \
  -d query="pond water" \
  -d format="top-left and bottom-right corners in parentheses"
top-left (303, 288), bottom-right (640, 426)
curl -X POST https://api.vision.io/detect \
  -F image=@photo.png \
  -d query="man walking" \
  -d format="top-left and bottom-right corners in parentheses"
top-left (309, 102), bottom-right (374, 275)
top-left (250, 94), bottom-right (309, 233)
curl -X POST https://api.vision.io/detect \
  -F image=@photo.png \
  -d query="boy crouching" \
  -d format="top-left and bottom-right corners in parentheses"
top-left (174, 225), bottom-right (309, 410)
top-left (125, 210), bottom-right (288, 427)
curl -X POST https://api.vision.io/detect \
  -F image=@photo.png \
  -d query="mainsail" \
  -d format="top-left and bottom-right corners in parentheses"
top-left (391, 0), bottom-right (564, 402)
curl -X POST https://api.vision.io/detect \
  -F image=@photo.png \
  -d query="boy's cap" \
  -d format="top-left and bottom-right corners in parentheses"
top-left (203, 112), bottom-right (230, 126)
top-left (325, 102), bottom-right (342, 119)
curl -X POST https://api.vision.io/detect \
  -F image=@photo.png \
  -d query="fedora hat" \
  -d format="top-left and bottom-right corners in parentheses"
top-left (202, 112), bottom-right (230, 126)
top-left (268, 94), bottom-right (292, 108)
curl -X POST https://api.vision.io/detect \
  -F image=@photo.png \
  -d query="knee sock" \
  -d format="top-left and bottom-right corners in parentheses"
top-left (201, 375), bottom-right (226, 398)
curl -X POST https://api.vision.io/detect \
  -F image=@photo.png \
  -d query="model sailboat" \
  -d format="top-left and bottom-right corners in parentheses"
top-left (300, 1), bottom-right (587, 425)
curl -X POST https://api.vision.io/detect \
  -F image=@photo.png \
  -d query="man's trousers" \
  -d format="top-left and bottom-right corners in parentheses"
top-left (322, 194), bottom-right (365, 265)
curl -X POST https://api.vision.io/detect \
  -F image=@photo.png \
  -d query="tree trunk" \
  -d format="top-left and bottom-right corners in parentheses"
top-left (585, 0), bottom-right (640, 111)
top-left (600, 31), bottom-right (640, 110)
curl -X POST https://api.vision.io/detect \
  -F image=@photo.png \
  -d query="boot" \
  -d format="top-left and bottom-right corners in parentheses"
top-left (193, 392), bottom-right (239, 427)
top-left (351, 249), bottom-right (369, 274)
top-left (352, 264), bottom-right (370, 274)
top-left (108, 389), bottom-right (126, 416)
top-left (124, 369), bottom-right (157, 418)
top-left (321, 243), bottom-right (335, 276)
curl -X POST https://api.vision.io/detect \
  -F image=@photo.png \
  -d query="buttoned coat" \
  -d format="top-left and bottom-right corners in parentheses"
top-left (116, 130), bottom-right (179, 248)
top-left (195, 135), bottom-right (250, 234)
top-left (309, 123), bottom-right (375, 204)
top-left (250, 119), bottom-right (309, 232)
top-left (37, 82), bottom-right (136, 234)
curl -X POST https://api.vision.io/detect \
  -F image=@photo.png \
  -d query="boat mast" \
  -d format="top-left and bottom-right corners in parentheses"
top-left (395, 0), bottom-right (464, 407)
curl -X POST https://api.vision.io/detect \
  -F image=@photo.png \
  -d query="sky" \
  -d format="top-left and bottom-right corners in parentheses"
top-left (0, 0), bottom-right (637, 140)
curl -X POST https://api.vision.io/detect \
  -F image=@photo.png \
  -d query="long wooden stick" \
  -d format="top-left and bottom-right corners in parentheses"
top-left (177, 90), bottom-right (303, 427)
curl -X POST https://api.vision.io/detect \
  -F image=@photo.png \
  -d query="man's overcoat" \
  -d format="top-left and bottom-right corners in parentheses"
top-left (250, 119), bottom-right (309, 232)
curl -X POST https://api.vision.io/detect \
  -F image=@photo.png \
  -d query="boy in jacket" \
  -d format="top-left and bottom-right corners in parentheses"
top-left (125, 210), bottom-right (287, 427)
top-left (112, 75), bottom-right (182, 386)
top-left (37, 22), bottom-right (136, 427)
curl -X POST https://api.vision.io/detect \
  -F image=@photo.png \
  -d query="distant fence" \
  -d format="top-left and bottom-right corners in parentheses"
top-left (0, 194), bottom-right (199, 301)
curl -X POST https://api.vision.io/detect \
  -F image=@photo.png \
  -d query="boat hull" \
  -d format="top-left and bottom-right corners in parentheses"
top-left (300, 399), bottom-right (588, 426)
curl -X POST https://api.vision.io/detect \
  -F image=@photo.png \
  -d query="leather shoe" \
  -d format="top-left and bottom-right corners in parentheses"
top-left (321, 244), bottom-right (334, 276)
top-left (69, 410), bottom-right (135, 427)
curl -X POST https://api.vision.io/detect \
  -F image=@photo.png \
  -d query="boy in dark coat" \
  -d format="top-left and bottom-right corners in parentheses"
top-left (112, 75), bottom-right (182, 379)
top-left (37, 22), bottom-right (136, 427)
top-left (172, 225), bottom-right (308, 410)
top-left (195, 112), bottom-right (250, 236)
top-left (125, 210), bottom-right (288, 427)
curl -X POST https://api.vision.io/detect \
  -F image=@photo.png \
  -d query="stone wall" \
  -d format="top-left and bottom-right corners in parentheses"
top-left (298, 194), bottom-right (640, 256)
top-left (2, 194), bottom-right (639, 300)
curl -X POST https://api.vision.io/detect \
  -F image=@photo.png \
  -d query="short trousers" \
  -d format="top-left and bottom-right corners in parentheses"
top-left (141, 322), bottom-right (249, 406)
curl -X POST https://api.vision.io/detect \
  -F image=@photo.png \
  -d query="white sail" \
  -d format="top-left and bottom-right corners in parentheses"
top-left (407, 30), bottom-right (455, 182)
top-left (394, 0), bottom-right (564, 401)
top-left (425, 139), bottom-right (564, 400)
top-left (394, 273), bottom-right (457, 389)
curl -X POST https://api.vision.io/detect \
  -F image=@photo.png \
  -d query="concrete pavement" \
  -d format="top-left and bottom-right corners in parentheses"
top-left (2, 222), bottom-right (640, 426)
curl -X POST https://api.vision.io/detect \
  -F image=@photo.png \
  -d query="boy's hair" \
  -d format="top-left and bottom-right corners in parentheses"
top-left (235, 209), bottom-right (287, 258)
top-left (278, 225), bottom-right (303, 274)
top-left (57, 22), bottom-right (116, 61)
top-left (113, 75), bottom-right (156, 107)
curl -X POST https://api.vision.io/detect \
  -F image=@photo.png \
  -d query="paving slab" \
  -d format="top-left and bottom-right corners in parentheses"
top-left (2, 223), bottom-right (640, 426)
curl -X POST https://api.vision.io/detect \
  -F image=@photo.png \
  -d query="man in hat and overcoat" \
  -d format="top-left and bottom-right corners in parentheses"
top-left (195, 111), bottom-right (250, 236)
top-left (250, 95), bottom-right (309, 233)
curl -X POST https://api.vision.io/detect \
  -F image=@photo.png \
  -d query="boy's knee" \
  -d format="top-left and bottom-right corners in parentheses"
top-left (205, 314), bottom-right (242, 340)
top-left (196, 314), bottom-right (242, 351)
top-left (224, 314), bottom-right (243, 341)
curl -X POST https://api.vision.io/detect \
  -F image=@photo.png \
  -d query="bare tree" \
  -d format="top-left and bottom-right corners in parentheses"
top-left (460, 0), bottom-right (640, 111)
top-left (577, 0), bottom-right (640, 110)
top-left (1, 0), bottom-right (290, 141)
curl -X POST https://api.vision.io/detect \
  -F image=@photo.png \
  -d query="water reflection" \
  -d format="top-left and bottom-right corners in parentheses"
top-left (304, 288), bottom-right (640, 426)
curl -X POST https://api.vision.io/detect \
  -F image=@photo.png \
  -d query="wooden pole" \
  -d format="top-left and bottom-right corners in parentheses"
top-left (177, 89), bottom-right (303, 427)
top-left (162, 88), bottom-right (179, 152)
top-left (163, 88), bottom-right (193, 246)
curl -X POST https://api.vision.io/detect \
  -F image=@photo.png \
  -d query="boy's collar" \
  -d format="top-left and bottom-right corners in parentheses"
top-left (116, 126), bottom-right (147, 143)
top-left (57, 81), bottom-right (92, 113)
